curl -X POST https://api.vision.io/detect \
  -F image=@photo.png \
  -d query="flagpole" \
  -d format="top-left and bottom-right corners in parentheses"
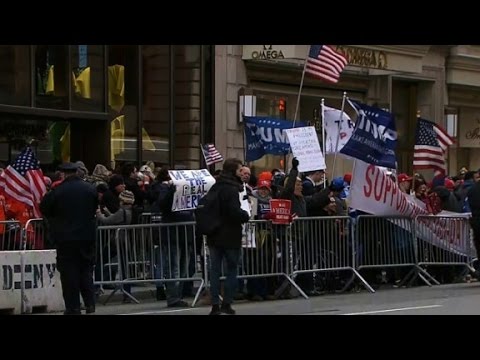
top-left (292, 49), bottom-right (309, 128)
top-left (331, 91), bottom-right (347, 182)
top-left (321, 98), bottom-right (327, 189)
top-left (411, 112), bottom-right (421, 195)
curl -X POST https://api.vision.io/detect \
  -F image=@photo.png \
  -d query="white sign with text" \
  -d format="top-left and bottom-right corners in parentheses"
top-left (169, 169), bottom-right (216, 212)
top-left (285, 126), bottom-right (326, 172)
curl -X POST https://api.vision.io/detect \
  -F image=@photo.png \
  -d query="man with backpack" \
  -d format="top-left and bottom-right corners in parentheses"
top-left (196, 158), bottom-right (250, 315)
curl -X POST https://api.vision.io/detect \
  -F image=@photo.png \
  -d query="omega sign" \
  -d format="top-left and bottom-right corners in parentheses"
top-left (252, 45), bottom-right (285, 60)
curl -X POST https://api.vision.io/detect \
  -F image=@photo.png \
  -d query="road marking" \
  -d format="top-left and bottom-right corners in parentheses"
top-left (118, 308), bottom-right (203, 315)
top-left (340, 305), bottom-right (442, 315)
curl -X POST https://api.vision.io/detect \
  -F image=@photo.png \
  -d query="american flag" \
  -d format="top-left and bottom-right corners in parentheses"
top-left (413, 118), bottom-right (455, 174)
top-left (201, 144), bottom-right (223, 166)
top-left (305, 45), bottom-right (348, 84)
top-left (0, 147), bottom-right (46, 218)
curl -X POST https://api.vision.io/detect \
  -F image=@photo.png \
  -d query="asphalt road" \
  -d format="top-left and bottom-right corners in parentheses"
top-left (45, 282), bottom-right (480, 315)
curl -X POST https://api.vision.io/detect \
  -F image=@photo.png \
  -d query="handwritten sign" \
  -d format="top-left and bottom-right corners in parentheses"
top-left (169, 169), bottom-right (216, 212)
top-left (285, 126), bottom-right (326, 173)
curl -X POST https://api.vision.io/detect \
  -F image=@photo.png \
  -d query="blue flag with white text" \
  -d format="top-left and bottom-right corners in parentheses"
top-left (243, 116), bottom-right (306, 162)
top-left (339, 100), bottom-right (397, 169)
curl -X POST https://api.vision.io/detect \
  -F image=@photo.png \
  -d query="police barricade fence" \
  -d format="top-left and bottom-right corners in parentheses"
top-left (290, 216), bottom-right (374, 294)
top-left (23, 218), bottom-right (45, 250)
top-left (95, 221), bottom-right (205, 306)
top-left (414, 215), bottom-right (476, 282)
top-left (202, 220), bottom-right (308, 299)
top-left (0, 220), bottom-right (23, 251)
top-left (354, 215), bottom-right (439, 287)
top-left (204, 220), bottom-right (308, 298)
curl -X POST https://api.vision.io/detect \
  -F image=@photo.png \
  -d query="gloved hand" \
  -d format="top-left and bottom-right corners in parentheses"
top-left (292, 157), bottom-right (299, 169)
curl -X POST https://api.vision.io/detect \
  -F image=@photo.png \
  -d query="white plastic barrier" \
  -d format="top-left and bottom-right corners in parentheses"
top-left (0, 252), bottom-right (23, 314)
top-left (22, 250), bottom-right (64, 314)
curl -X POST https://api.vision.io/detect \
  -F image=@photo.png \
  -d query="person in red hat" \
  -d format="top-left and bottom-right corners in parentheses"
top-left (397, 173), bottom-right (413, 194)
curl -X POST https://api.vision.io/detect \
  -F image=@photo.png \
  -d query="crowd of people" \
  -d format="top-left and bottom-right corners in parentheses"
top-left (2, 156), bottom-right (479, 315)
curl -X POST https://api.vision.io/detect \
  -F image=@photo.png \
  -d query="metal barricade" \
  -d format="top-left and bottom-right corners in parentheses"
top-left (23, 219), bottom-right (45, 250)
top-left (95, 222), bottom-right (205, 307)
top-left (355, 215), bottom-right (438, 287)
top-left (204, 220), bottom-right (308, 300)
top-left (415, 215), bottom-right (476, 281)
top-left (138, 213), bottom-right (162, 225)
top-left (291, 216), bottom-right (374, 294)
top-left (0, 220), bottom-right (23, 251)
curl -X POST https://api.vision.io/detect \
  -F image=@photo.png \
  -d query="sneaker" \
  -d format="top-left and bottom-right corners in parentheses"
top-left (167, 300), bottom-right (189, 308)
top-left (220, 303), bottom-right (236, 315)
top-left (85, 306), bottom-right (95, 314)
top-left (209, 305), bottom-right (222, 315)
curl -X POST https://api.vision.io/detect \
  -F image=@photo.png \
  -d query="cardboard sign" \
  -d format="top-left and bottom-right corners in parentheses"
top-left (269, 199), bottom-right (292, 224)
top-left (169, 169), bottom-right (216, 212)
top-left (285, 126), bottom-right (326, 173)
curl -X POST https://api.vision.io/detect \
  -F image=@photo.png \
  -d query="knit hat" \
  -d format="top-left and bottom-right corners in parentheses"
top-left (119, 190), bottom-right (135, 205)
top-left (93, 164), bottom-right (110, 179)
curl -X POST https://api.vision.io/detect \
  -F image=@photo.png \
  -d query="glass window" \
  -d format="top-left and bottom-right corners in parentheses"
top-left (108, 45), bottom-right (138, 168)
top-left (0, 46), bottom-right (30, 106)
top-left (142, 45), bottom-right (171, 167)
top-left (35, 45), bottom-right (69, 110)
top-left (0, 114), bottom-right (67, 172)
top-left (70, 45), bottom-right (105, 112)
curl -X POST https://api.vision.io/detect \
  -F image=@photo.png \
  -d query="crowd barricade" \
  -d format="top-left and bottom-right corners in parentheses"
top-left (203, 220), bottom-right (309, 299)
top-left (94, 222), bottom-right (205, 307)
top-left (355, 215), bottom-right (438, 287)
top-left (138, 212), bottom-right (162, 225)
top-left (23, 218), bottom-right (45, 250)
top-left (415, 215), bottom-right (476, 282)
top-left (291, 216), bottom-right (374, 294)
top-left (0, 220), bottom-right (23, 251)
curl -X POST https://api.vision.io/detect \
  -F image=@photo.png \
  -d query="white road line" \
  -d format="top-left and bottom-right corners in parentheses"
top-left (118, 308), bottom-right (203, 315)
top-left (340, 305), bottom-right (442, 315)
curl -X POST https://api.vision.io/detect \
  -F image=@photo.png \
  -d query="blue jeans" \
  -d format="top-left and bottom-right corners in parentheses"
top-left (209, 246), bottom-right (241, 306)
top-left (155, 225), bottom-right (192, 306)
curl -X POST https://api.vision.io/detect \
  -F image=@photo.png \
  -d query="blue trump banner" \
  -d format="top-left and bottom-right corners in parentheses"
top-left (243, 116), bottom-right (306, 162)
top-left (339, 100), bottom-right (398, 169)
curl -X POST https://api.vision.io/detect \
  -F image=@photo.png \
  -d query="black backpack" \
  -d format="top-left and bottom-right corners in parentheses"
top-left (195, 185), bottom-right (221, 236)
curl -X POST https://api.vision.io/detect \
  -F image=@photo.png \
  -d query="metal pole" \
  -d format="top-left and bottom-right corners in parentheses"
top-left (331, 91), bottom-right (347, 181)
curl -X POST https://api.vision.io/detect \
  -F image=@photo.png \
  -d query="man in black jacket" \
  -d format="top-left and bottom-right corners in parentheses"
top-left (206, 158), bottom-right (250, 315)
top-left (40, 163), bottom-right (98, 315)
top-left (468, 180), bottom-right (480, 277)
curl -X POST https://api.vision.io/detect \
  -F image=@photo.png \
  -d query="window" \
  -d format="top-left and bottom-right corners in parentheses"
top-left (108, 45), bottom-right (139, 167)
top-left (35, 45), bottom-right (69, 110)
top-left (0, 46), bottom-right (30, 106)
top-left (70, 45), bottom-right (105, 112)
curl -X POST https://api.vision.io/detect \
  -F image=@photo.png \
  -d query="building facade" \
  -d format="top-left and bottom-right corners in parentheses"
top-left (0, 45), bottom-right (214, 172)
top-left (215, 45), bottom-right (480, 178)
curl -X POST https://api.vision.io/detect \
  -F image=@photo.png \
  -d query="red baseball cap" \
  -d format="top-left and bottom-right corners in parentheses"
top-left (445, 179), bottom-right (455, 190)
top-left (257, 179), bottom-right (271, 190)
top-left (343, 173), bottom-right (352, 184)
top-left (398, 173), bottom-right (413, 183)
